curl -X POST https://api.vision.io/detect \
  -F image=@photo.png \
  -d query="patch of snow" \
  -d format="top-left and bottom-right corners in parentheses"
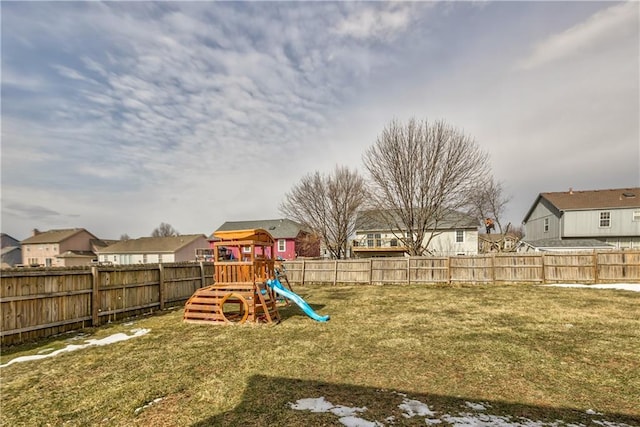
top-left (543, 284), bottom-right (640, 292)
top-left (289, 397), bottom-right (334, 413)
top-left (399, 398), bottom-right (435, 418)
top-left (37, 347), bottom-right (55, 354)
top-left (290, 395), bottom-right (633, 427)
top-left (0, 329), bottom-right (150, 368)
top-left (338, 416), bottom-right (382, 427)
top-left (441, 413), bottom-right (541, 426)
top-left (134, 397), bottom-right (163, 415)
top-left (593, 421), bottom-right (635, 427)
top-left (290, 397), bottom-right (379, 427)
top-left (331, 405), bottom-right (368, 417)
top-left (67, 333), bottom-right (89, 341)
top-left (466, 401), bottom-right (488, 411)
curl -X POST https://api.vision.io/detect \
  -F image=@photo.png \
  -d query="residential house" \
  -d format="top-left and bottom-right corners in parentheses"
top-left (20, 228), bottom-right (105, 267)
top-left (213, 219), bottom-right (319, 260)
top-left (520, 187), bottom-right (640, 251)
top-left (96, 234), bottom-right (209, 265)
top-left (1, 233), bottom-right (22, 268)
top-left (351, 210), bottom-right (479, 257)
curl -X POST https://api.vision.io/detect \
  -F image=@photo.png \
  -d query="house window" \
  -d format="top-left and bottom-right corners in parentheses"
top-left (375, 234), bottom-right (381, 246)
top-left (599, 211), bottom-right (611, 228)
top-left (45, 258), bottom-right (52, 267)
top-left (158, 254), bottom-right (163, 263)
top-left (390, 239), bottom-right (398, 247)
top-left (544, 218), bottom-right (549, 232)
top-left (367, 234), bottom-right (374, 247)
top-left (633, 210), bottom-right (640, 222)
top-left (113, 255), bottom-right (117, 262)
top-left (143, 254), bottom-right (147, 263)
top-left (456, 230), bottom-right (464, 243)
top-left (242, 246), bottom-right (251, 253)
top-left (277, 239), bottom-right (286, 252)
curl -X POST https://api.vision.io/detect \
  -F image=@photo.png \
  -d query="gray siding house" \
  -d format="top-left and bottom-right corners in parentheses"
top-left (1, 233), bottom-right (22, 268)
top-left (521, 187), bottom-right (640, 251)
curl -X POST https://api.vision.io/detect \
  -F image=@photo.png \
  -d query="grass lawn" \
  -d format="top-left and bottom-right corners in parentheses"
top-left (1, 283), bottom-right (639, 426)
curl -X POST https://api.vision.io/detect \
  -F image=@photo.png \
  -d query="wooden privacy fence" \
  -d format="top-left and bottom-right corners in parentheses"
top-left (283, 251), bottom-right (640, 286)
top-left (1, 262), bottom-right (214, 345)
top-left (2, 252), bottom-right (638, 345)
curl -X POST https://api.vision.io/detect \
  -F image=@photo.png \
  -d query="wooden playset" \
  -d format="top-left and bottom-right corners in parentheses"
top-left (183, 228), bottom-right (281, 324)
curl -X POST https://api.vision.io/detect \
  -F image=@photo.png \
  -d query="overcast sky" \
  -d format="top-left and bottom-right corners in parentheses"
top-left (2, 1), bottom-right (638, 240)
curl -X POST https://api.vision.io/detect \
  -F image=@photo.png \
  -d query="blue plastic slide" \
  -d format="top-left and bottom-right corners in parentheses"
top-left (267, 279), bottom-right (330, 322)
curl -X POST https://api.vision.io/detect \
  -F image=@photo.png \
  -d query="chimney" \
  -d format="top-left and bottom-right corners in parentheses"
top-left (32, 228), bottom-right (41, 236)
top-left (568, 187), bottom-right (573, 195)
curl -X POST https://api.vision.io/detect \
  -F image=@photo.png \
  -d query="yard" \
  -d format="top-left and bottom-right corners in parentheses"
top-left (1, 283), bottom-right (639, 426)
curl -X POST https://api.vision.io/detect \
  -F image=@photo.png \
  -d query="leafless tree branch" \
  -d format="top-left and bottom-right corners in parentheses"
top-left (363, 118), bottom-right (490, 255)
top-left (280, 166), bottom-right (367, 259)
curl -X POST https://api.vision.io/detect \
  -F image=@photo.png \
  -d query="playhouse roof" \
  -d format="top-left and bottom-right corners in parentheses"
top-left (215, 218), bottom-right (309, 239)
top-left (213, 228), bottom-right (274, 245)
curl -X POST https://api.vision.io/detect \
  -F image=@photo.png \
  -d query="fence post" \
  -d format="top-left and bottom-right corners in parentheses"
top-left (593, 252), bottom-right (598, 284)
top-left (159, 264), bottom-right (165, 310)
top-left (91, 266), bottom-right (100, 327)
top-left (199, 261), bottom-right (206, 291)
top-left (490, 254), bottom-right (495, 284)
top-left (301, 260), bottom-right (306, 286)
top-left (407, 257), bottom-right (411, 285)
top-left (369, 258), bottom-right (373, 285)
top-left (447, 256), bottom-right (452, 285)
top-left (333, 260), bottom-right (338, 286)
top-left (541, 254), bottom-right (546, 284)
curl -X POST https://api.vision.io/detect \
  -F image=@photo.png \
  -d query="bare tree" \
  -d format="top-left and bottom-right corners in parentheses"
top-left (280, 166), bottom-right (367, 259)
top-left (363, 118), bottom-right (490, 256)
top-left (120, 233), bottom-right (130, 241)
top-left (469, 178), bottom-right (522, 252)
top-left (470, 177), bottom-right (511, 234)
top-left (151, 222), bottom-right (179, 237)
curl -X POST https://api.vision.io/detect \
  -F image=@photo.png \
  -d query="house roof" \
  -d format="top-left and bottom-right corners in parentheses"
top-left (215, 219), bottom-right (308, 239)
top-left (57, 250), bottom-right (96, 258)
top-left (97, 234), bottom-right (207, 254)
top-left (355, 209), bottom-right (478, 232)
top-left (213, 229), bottom-right (275, 245)
top-left (21, 228), bottom-right (98, 245)
top-left (1, 233), bottom-right (21, 247)
top-left (523, 187), bottom-right (640, 222)
top-left (520, 238), bottom-right (615, 250)
top-left (1, 246), bottom-right (21, 256)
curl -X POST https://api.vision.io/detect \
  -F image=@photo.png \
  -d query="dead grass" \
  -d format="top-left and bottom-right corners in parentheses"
top-left (1, 284), bottom-right (639, 426)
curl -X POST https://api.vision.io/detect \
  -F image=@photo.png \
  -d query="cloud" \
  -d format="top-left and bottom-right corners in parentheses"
top-left (333, 3), bottom-right (416, 41)
top-left (517, 1), bottom-right (638, 70)
top-left (2, 202), bottom-right (63, 221)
